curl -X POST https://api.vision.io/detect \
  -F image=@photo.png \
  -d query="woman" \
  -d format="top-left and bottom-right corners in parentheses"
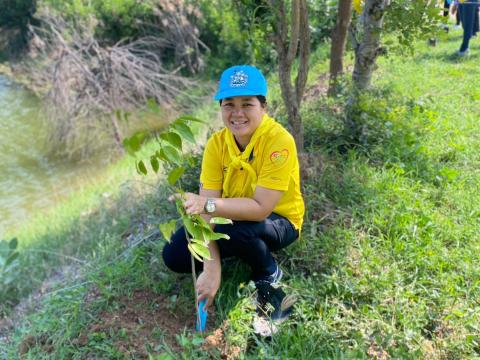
top-left (162, 65), bottom-right (304, 321)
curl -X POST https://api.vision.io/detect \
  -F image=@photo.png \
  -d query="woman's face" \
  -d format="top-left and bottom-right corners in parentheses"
top-left (220, 96), bottom-right (266, 148)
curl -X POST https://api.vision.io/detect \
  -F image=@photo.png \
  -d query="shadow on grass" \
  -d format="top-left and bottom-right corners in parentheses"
top-left (416, 47), bottom-right (480, 63)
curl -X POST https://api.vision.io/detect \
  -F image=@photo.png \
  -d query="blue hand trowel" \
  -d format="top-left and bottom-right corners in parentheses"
top-left (196, 299), bottom-right (208, 332)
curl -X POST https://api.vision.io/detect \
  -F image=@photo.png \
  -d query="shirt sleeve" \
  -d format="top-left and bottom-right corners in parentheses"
top-left (257, 131), bottom-right (297, 191)
top-left (200, 135), bottom-right (223, 190)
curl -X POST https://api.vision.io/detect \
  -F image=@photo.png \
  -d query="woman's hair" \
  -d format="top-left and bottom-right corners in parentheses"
top-left (219, 95), bottom-right (267, 107)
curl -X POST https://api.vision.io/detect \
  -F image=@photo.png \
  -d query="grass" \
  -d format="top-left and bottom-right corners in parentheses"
top-left (2, 27), bottom-right (480, 359)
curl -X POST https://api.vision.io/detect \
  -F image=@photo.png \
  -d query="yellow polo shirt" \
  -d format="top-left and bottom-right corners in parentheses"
top-left (200, 120), bottom-right (305, 230)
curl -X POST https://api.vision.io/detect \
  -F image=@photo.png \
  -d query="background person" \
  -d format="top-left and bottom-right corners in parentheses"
top-left (453, 0), bottom-right (480, 55)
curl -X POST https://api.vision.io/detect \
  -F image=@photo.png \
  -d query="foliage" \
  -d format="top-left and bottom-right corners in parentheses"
top-left (41, 0), bottom-right (155, 43)
top-left (383, 0), bottom-right (443, 54)
top-left (308, 0), bottom-right (338, 47)
top-left (0, 0), bottom-right (36, 56)
top-left (351, 0), bottom-right (442, 55)
top-left (41, 0), bottom-right (204, 74)
top-left (0, 0), bottom-right (36, 29)
top-left (123, 110), bottom-right (231, 263)
top-left (91, 0), bottom-right (155, 43)
top-left (194, 0), bottom-right (262, 74)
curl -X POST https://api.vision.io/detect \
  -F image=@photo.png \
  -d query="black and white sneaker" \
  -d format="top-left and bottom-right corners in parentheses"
top-left (254, 265), bottom-right (296, 322)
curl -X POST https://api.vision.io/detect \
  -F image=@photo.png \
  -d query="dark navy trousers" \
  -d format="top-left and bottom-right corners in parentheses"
top-left (162, 213), bottom-right (299, 280)
top-left (459, 1), bottom-right (479, 52)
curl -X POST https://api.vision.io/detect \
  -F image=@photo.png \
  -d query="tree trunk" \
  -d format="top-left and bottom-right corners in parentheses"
top-left (268, 0), bottom-right (309, 154)
top-left (278, 60), bottom-right (304, 152)
top-left (328, 0), bottom-right (353, 96)
top-left (352, 0), bottom-right (390, 90)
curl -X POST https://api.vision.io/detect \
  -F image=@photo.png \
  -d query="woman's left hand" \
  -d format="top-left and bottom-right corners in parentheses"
top-left (169, 192), bottom-right (207, 215)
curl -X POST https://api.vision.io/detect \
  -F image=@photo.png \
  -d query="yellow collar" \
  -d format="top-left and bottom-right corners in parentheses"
top-left (223, 114), bottom-right (276, 197)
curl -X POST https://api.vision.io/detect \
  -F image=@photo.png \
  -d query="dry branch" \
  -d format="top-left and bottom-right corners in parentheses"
top-left (20, 4), bottom-right (205, 159)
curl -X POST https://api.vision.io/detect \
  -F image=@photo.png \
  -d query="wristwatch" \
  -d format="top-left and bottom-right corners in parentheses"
top-left (204, 198), bottom-right (216, 214)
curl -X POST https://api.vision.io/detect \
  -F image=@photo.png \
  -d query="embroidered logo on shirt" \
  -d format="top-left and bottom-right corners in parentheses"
top-left (230, 70), bottom-right (248, 88)
top-left (269, 149), bottom-right (289, 165)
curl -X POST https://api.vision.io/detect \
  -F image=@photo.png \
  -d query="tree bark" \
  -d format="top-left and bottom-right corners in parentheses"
top-left (351, 0), bottom-right (390, 90)
top-left (328, 0), bottom-right (353, 96)
top-left (268, 0), bottom-right (309, 153)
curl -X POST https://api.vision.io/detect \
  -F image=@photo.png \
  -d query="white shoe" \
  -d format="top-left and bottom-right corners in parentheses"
top-left (457, 49), bottom-right (470, 57)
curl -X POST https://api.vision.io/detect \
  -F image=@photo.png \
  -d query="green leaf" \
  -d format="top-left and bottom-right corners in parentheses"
top-left (160, 132), bottom-right (182, 151)
top-left (190, 238), bottom-right (208, 245)
top-left (150, 156), bottom-right (159, 173)
top-left (122, 138), bottom-right (134, 156)
top-left (210, 217), bottom-right (233, 225)
top-left (192, 214), bottom-right (210, 228)
top-left (191, 335), bottom-right (205, 346)
top-left (137, 160), bottom-right (147, 175)
top-left (172, 122), bottom-right (195, 143)
top-left (5, 252), bottom-right (19, 268)
top-left (167, 167), bottom-right (185, 186)
top-left (156, 149), bottom-right (168, 163)
top-left (208, 232), bottom-right (230, 241)
top-left (177, 115), bottom-right (204, 123)
top-left (159, 220), bottom-right (177, 242)
top-left (183, 216), bottom-right (203, 239)
top-left (9, 238), bottom-right (18, 250)
top-left (188, 243), bottom-right (204, 262)
top-left (163, 145), bottom-right (182, 165)
top-left (191, 242), bottom-right (211, 260)
top-left (123, 132), bottom-right (146, 155)
top-left (131, 132), bottom-right (145, 152)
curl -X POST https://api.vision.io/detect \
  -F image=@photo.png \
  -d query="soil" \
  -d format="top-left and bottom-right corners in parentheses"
top-left (17, 287), bottom-right (242, 359)
top-left (202, 322), bottom-right (241, 360)
top-left (71, 289), bottom-right (197, 358)
top-left (70, 288), bottom-right (243, 359)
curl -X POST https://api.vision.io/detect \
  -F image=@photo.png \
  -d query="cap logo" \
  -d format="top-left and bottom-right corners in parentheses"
top-left (230, 70), bottom-right (248, 88)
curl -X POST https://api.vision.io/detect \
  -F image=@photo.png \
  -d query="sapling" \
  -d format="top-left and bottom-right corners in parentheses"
top-left (122, 108), bottom-right (232, 332)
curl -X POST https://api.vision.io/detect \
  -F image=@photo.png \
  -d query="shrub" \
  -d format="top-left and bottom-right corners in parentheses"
top-left (0, 0), bottom-right (36, 29)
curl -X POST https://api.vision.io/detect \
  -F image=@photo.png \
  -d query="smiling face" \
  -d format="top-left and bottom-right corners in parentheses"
top-left (220, 96), bottom-right (266, 149)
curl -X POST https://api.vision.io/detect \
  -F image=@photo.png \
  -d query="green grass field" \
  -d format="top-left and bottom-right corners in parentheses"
top-left (1, 28), bottom-right (480, 359)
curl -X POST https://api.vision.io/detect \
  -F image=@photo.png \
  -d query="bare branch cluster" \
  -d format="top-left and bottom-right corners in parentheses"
top-left (18, 3), bottom-right (206, 159)
top-left (148, 0), bottom-right (208, 74)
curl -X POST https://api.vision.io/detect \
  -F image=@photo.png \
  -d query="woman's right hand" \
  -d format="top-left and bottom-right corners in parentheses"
top-left (196, 269), bottom-right (221, 309)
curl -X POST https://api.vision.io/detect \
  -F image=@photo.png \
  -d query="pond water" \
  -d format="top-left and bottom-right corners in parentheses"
top-left (0, 75), bottom-right (105, 237)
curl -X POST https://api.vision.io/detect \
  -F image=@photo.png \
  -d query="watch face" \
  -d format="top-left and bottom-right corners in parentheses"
top-left (206, 201), bottom-right (215, 213)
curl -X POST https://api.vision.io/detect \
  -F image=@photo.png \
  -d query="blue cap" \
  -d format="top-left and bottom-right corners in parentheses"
top-left (214, 65), bottom-right (267, 101)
